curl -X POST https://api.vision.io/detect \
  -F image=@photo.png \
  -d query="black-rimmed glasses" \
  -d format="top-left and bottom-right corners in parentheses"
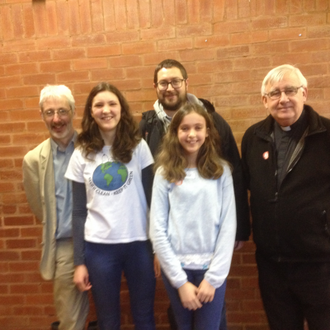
top-left (156, 79), bottom-right (186, 90)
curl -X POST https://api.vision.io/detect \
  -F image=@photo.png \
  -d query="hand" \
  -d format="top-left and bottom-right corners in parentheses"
top-left (153, 254), bottom-right (161, 278)
top-left (234, 241), bottom-right (244, 250)
top-left (197, 279), bottom-right (215, 303)
top-left (74, 264), bottom-right (92, 292)
top-left (178, 282), bottom-right (203, 310)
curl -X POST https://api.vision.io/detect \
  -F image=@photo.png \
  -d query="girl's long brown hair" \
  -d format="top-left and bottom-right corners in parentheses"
top-left (155, 103), bottom-right (225, 182)
top-left (76, 82), bottom-right (140, 163)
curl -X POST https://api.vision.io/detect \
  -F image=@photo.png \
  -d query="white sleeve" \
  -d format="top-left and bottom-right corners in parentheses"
top-left (138, 139), bottom-right (154, 170)
top-left (65, 148), bottom-right (86, 183)
top-left (204, 165), bottom-right (237, 288)
top-left (150, 168), bottom-right (187, 289)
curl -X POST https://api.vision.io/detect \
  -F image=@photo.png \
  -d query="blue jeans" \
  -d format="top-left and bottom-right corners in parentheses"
top-left (162, 269), bottom-right (227, 330)
top-left (85, 240), bottom-right (156, 330)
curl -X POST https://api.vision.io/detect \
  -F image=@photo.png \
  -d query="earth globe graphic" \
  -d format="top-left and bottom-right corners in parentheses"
top-left (92, 161), bottom-right (128, 191)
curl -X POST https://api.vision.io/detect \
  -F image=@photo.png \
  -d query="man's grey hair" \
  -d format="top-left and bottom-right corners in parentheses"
top-left (261, 64), bottom-right (308, 96)
top-left (39, 84), bottom-right (75, 112)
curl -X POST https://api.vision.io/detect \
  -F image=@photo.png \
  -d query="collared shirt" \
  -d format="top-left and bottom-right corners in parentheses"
top-left (273, 110), bottom-right (307, 187)
top-left (51, 132), bottom-right (77, 239)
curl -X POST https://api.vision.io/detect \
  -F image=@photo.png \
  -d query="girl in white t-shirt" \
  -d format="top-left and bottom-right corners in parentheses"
top-left (65, 82), bottom-right (158, 330)
top-left (150, 103), bottom-right (237, 330)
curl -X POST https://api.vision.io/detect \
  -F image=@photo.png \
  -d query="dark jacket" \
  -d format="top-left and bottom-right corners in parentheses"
top-left (242, 105), bottom-right (330, 262)
top-left (139, 98), bottom-right (251, 241)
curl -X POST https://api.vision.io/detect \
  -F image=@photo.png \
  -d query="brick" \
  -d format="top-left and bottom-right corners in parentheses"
top-left (22, 3), bottom-right (35, 38)
top-left (36, 36), bottom-right (71, 50)
top-left (122, 41), bottom-right (156, 55)
top-left (0, 273), bottom-right (25, 283)
top-left (158, 38), bottom-right (193, 52)
top-left (6, 239), bottom-right (37, 250)
top-left (290, 13), bottom-right (326, 26)
top-left (291, 38), bottom-right (329, 52)
top-left (114, 0), bottom-right (127, 30)
top-left (150, 0), bottom-right (163, 27)
top-left (177, 23), bottom-right (212, 38)
top-left (238, 0), bottom-right (251, 18)
top-left (213, 0), bottom-right (225, 22)
top-left (72, 33), bottom-right (106, 46)
top-left (214, 20), bottom-right (250, 34)
top-left (57, 71), bottom-right (89, 82)
top-left (68, 0), bottom-right (81, 34)
top-left (5, 63), bottom-right (38, 76)
top-left (4, 216), bottom-right (34, 226)
top-left (39, 61), bottom-right (71, 73)
top-left (126, 0), bottom-right (139, 29)
top-left (106, 30), bottom-right (139, 43)
top-left (109, 55), bottom-right (142, 68)
top-left (90, 0), bottom-right (104, 32)
top-left (25, 293), bottom-right (54, 305)
top-left (102, 0), bottom-right (115, 31)
top-left (126, 66), bottom-right (160, 80)
top-left (56, 0), bottom-right (70, 35)
top-left (2, 39), bottom-right (36, 53)
top-left (0, 251), bottom-right (20, 260)
top-left (87, 44), bottom-right (121, 57)
top-left (45, 0), bottom-right (57, 36)
top-left (0, 228), bottom-right (19, 238)
top-left (13, 306), bottom-right (43, 316)
top-left (195, 35), bottom-right (230, 48)
top-left (32, 0), bottom-right (47, 37)
top-left (53, 48), bottom-right (86, 60)
top-left (175, 0), bottom-right (187, 24)
top-left (308, 25), bottom-right (330, 38)
top-left (12, 4), bottom-right (24, 39)
top-left (253, 42), bottom-right (289, 55)
top-left (21, 250), bottom-right (41, 261)
top-left (23, 73), bottom-right (56, 85)
top-left (269, 27), bottom-right (306, 40)
top-left (0, 6), bottom-right (14, 41)
top-left (140, 27), bottom-right (175, 41)
top-left (6, 87), bottom-right (37, 99)
top-left (0, 182), bottom-right (15, 193)
top-left (138, 0), bottom-right (150, 28)
top-left (225, 0), bottom-right (238, 20)
top-left (73, 58), bottom-right (107, 70)
top-left (19, 50), bottom-right (51, 63)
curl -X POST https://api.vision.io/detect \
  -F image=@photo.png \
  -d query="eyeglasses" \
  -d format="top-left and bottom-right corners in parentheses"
top-left (156, 79), bottom-right (186, 90)
top-left (43, 109), bottom-right (71, 118)
top-left (264, 85), bottom-right (303, 100)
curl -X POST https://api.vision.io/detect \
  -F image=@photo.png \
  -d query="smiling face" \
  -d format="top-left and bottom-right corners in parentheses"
top-left (41, 96), bottom-right (75, 149)
top-left (154, 66), bottom-right (188, 114)
top-left (91, 91), bottom-right (121, 145)
top-left (177, 112), bottom-right (208, 166)
top-left (262, 72), bottom-right (308, 127)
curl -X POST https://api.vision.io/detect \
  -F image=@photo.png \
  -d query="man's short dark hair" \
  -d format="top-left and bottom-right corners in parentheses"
top-left (153, 59), bottom-right (188, 84)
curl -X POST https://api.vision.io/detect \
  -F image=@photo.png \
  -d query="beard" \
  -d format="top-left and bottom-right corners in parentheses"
top-left (158, 90), bottom-right (187, 111)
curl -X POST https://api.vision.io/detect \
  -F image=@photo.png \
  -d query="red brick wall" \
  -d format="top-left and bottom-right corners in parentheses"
top-left (1, 1), bottom-right (330, 329)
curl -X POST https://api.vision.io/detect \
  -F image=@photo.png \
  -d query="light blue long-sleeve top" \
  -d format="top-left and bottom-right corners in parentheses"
top-left (150, 163), bottom-right (237, 289)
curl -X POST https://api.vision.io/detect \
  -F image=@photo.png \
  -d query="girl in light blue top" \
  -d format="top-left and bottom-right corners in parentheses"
top-left (150, 103), bottom-right (237, 330)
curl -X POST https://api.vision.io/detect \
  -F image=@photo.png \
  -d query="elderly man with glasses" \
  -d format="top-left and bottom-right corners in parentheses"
top-left (23, 85), bottom-right (89, 330)
top-left (140, 59), bottom-right (250, 330)
top-left (242, 64), bottom-right (330, 330)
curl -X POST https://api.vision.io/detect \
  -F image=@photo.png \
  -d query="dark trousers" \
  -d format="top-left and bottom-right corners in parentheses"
top-left (256, 252), bottom-right (330, 330)
top-left (85, 240), bottom-right (156, 330)
top-left (168, 302), bottom-right (227, 330)
top-left (163, 270), bottom-right (226, 330)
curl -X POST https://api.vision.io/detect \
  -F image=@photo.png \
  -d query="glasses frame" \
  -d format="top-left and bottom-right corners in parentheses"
top-left (264, 85), bottom-right (303, 100)
top-left (42, 109), bottom-right (71, 119)
top-left (156, 78), bottom-right (186, 91)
